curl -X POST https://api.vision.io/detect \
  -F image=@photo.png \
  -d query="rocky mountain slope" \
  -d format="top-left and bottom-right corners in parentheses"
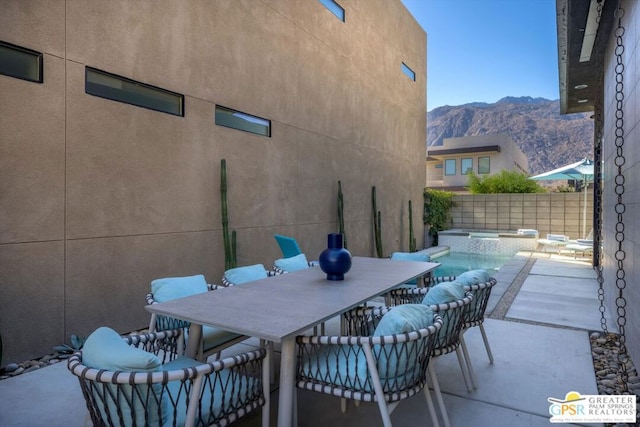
top-left (427, 97), bottom-right (594, 174)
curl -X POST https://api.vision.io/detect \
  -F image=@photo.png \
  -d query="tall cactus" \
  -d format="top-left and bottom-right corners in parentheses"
top-left (338, 180), bottom-right (347, 249)
top-left (409, 200), bottom-right (417, 252)
top-left (220, 159), bottom-right (237, 270)
top-left (372, 186), bottom-right (384, 258)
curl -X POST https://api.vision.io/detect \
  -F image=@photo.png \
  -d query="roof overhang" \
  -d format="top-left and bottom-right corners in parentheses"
top-left (556, 0), bottom-right (617, 114)
top-left (427, 145), bottom-right (501, 158)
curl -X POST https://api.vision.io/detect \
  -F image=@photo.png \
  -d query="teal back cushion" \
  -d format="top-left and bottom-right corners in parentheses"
top-left (82, 327), bottom-right (165, 425)
top-left (373, 304), bottom-right (434, 379)
top-left (456, 269), bottom-right (491, 287)
top-left (390, 252), bottom-right (430, 285)
top-left (274, 235), bottom-right (302, 258)
top-left (224, 264), bottom-right (268, 285)
top-left (390, 252), bottom-right (430, 262)
top-left (422, 280), bottom-right (466, 305)
top-left (274, 253), bottom-right (310, 272)
top-left (151, 274), bottom-right (208, 302)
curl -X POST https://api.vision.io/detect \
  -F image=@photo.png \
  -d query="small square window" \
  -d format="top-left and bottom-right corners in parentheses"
top-left (478, 157), bottom-right (490, 174)
top-left (461, 158), bottom-right (473, 175)
top-left (215, 105), bottom-right (271, 137)
top-left (0, 40), bottom-right (43, 83)
top-left (318, 0), bottom-right (345, 22)
top-left (85, 67), bottom-right (184, 116)
top-left (445, 159), bottom-right (456, 176)
top-left (401, 62), bottom-right (416, 81)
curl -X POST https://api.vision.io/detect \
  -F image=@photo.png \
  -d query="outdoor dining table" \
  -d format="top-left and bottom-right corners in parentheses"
top-left (145, 255), bottom-right (440, 427)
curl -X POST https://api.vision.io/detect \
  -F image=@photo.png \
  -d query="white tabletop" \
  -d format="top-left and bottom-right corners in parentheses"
top-left (145, 256), bottom-right (440, 342)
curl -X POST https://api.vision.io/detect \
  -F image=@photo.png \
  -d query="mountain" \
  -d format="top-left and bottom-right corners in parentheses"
top-left (427, 97), bottom-right (594, 175)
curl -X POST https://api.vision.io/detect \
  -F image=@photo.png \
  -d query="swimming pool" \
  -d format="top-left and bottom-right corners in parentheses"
top-left (430, 251), bottom-right (511, 277)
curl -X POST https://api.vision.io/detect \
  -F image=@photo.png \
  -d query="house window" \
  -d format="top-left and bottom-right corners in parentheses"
top-left (0, 40), bottom-right (43, 83)
top-left (318, 0), bottom-right (345, 21)
top-left (435, 164), bottom-right (443, 169)
top-left (215, 105), bottom-right (271, 137)
top-left (461, 158), bottom-right (473, 175)
top-left (401, 63), bottom-right (416, 81)
top-left (478, 157), bottom-right (490, 174)
top-left (444, 159), bottom-right (456, 176)
top-left (85, 67), bottom-right (184, 116)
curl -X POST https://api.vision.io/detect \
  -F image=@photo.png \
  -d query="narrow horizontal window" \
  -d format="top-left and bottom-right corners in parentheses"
top-left (319, 0), bottom-right (345, 22)
top-left (215, 106), bottom-right (271, 137)
top-left (85, 67), bottom-right (184, 116)
top-left (401, 62), bottom-right (416, 81)
top-left (0, 40), bottom-right (43, 83)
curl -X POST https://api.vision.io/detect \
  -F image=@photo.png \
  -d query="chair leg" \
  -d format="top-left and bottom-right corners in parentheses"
top-left (423, 384), bottom-right (441, 427)
top-left (455, 346), bottom-right (473, 393)
top-left (428, 361), bottom-right (451, 427)
top-left (459, 333), bottom-right (477, 390)
top-left (479, 324), bottom-right (494, 364)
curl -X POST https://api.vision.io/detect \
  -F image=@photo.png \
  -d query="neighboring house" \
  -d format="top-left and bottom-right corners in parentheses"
top-left (556, 0), bottom-right (640, 370)
top-left (0, 0), bottom-right (426, 363)
top-left (426, 134), bottom-right (528, 191)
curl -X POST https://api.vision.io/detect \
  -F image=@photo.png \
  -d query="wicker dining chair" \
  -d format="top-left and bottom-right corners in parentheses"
top-left (391, 271), bottom-right (497, 389)
top-left (145, 275), bottom-right (247, 361)
top-left (386, 285), bottom-right (474, 427)
top-left (67, 327), bottom-right (269, 427)
top-left (297, 305), bottom-right (443, 427)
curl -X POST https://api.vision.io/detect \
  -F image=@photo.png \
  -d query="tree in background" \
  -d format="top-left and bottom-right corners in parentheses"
top-left (467, 170), bottom-right (546, 194)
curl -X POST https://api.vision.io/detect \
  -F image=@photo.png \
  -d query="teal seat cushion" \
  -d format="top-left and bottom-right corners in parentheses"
top-left (224, 264), bottom-right (268, 285)
top-left (390, 252), bottom-right (430, 285)
top-left (274, 253), bottom-right (309, 272)
top-left (163, 356), bottom-right (258, 427)
top-left (202, 326), bottom-right (243, 351)
top-left (422, 280), bottom-right (465, 305)
top-left (456, 269), bottom-right (491, 287)
top-left (151, 274), bottom-right (208, 302)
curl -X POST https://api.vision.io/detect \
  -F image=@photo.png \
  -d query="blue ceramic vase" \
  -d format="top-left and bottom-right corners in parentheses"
top-left (319, 233), bottom-right (352, 281)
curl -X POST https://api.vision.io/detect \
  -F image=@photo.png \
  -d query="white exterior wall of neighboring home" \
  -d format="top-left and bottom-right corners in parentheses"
top-left (601, 0), bottom-right (640, 368)
top-left (426, 134), bottom-right (528, 189)
top-left (0, 0), bottom-right (426, 363)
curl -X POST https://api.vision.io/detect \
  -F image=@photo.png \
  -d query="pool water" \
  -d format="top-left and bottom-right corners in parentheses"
top-left (431, 251), bottom-right (511, 277)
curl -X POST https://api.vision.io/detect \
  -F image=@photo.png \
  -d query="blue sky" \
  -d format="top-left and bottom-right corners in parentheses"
top-left (401, 0), bottom-right (560, 111)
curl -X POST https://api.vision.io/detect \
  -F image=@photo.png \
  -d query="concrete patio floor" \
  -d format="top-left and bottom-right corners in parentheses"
top-left (0, 252), bottom-right (607, 427)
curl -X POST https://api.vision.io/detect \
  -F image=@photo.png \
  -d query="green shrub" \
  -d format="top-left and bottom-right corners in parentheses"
top-left (467, 170), bottom-right (547, 194)
top-left (423, 189), bottom-right (456, 245)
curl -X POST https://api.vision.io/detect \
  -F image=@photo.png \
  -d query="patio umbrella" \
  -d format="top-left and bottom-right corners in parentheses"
top-left (530, 158), bottom-right (594, 237)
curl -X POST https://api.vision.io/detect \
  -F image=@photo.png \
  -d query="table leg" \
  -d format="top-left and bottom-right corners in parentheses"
top-left (277, 338), bottom-right (296, 427)
top-left (185, 323), bottom-right (202, 359)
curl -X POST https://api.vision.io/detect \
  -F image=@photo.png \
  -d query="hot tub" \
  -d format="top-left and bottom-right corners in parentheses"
top-left (437, 229), bottom-right (539, 256)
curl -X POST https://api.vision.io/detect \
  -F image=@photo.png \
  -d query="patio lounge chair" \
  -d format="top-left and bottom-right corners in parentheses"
top-left (67, 327), bottom-right (269, 427)
top-left (145, 274), bottom-right (247, 361)
top-left (274, 234), bottom-right (303, 258)
top-left (565, 239), bottom-right (594, 258)
top-left (536, 234), bottom-right (570, 253)
top-left (297, 304), bottom-right (443, 427)
top-left (272, 253), bottom-right (318, 274)
top-left (221, 263), bottom-right (279, 287)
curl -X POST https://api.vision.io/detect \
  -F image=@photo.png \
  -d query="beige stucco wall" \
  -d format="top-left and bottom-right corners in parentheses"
top-left (600, 0), bottom-right (640, 368)
top-left (0, 0), bottom-right (426, 363)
